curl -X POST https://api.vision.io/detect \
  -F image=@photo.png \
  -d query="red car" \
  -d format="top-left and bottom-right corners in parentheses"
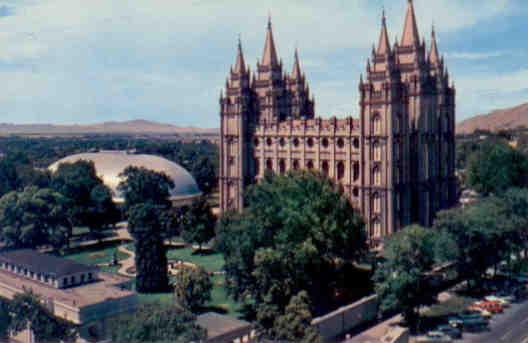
top-left (471, 301), bottom-right (503, 314)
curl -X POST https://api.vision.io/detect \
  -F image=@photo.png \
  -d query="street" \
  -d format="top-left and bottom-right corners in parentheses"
top-left (463, 299), bottom-right (528, 343)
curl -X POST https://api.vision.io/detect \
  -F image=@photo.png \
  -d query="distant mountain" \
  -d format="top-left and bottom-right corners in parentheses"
top-left (0, 119), bottom-right (218, 136)
top-left (457, 103), bottom-right (528, 134)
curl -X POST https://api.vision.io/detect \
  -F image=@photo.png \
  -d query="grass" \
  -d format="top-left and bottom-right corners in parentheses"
top-left (62, 244), bottom-right (129, 266)
top-left (125, 243), bottom-right (225, 273)
top-left (424, 294), bottom-right (476, 319)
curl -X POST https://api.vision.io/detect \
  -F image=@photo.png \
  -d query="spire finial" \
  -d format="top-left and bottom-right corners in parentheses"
top-left (382, 6), bottom-right (386, 24)
top-left (267, 11), bottom-right (272, 29)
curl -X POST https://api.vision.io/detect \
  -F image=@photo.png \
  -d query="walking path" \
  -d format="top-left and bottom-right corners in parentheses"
top-left (117, 244), bottom-right (136, 277)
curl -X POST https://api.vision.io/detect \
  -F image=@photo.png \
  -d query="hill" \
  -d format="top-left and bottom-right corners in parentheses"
top-left (0, 119), bottom-right (218, 136)
top-left (457, 103), bottom-right (528, 134)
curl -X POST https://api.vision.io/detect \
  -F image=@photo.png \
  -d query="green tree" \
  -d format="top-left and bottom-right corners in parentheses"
top-left (51, 160), bottom-right (119, 238)
top-left (467, 141), bottom-right (528, 195)
top-left (433, 198), bottom-right (512, 286)
top-left (173, 266), bottom-right (213, 311)
top-left (118, 167), bottom-right (176, 293)
top-left (107, 303), bottom-right (205, 343)
top-left (182, 197), bottom-right (216, 252)
top-left (128, 203), bottom-right (170, 293)
top-left (0, 152), bottom-right (50, 197)
top-left (190, 156), bottom-right (216, 194)
top-left (217, 171), bottom-right (366, 329)
top-left (374, 225), bottom-right (437, 330)
top-left (117, 166), bottom-right (174, 209)
top-left (271, 291), bottom-right (321, 343)
top-left (9, 292), bottom-right (77, 343)
top-left (0, 187), bottom-right (69, 249)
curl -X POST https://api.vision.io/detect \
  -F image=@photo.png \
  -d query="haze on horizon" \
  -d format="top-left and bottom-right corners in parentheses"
top-left (0, 0), bottom-right (525, 128)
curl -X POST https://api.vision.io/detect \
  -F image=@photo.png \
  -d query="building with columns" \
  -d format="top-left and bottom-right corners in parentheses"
top-left (219, 0), bottom-right (456, 243)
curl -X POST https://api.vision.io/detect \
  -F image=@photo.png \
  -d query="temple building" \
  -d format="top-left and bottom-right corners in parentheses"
top-left (219, 0), bottom-right (456, 243)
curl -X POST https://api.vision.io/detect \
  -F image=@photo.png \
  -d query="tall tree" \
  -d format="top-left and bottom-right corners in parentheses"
top-left (51, 160), bottom-right (119, 238)
top-left (467, 141), bottom-right (528, 195)
top-left (217, 171), bottom-right (366, 329)
top-left (128, 203), bottom-right (170, 293)
top-left (9, 292), bottom-right (77, 343)
top-left (374, 225), bottom-right (437, 331)
top-left (0, 187), bottom-right (69, 249)
top-left (181, 197), bottom-right (216, 252)
top-left (118, 167), bottom-right (175, 293)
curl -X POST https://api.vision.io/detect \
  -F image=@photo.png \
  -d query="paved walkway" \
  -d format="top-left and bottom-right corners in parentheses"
top-left (117, 244), bottom-right (136, 277)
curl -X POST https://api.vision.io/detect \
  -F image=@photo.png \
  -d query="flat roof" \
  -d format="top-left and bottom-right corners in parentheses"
top-left (0, 249), bottom-right (97, 278)
top-left (0, 267), bottom-right (133, 308)
top-left (196, 312), bottom-right (252, 340)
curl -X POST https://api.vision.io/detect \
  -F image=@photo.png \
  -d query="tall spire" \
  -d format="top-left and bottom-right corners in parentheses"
top-left (291, 48), bottom-right (302, 80)
top-left (401, 0), bottom-right (420, 47)
top-left (261, 16), bottom-right (279, 66)
top-left (376, 8), bottom-right (391, 54)
top-left (428, 25), bottom-right (440, 65)
top-left (234, 36), bottom-right (246, 73)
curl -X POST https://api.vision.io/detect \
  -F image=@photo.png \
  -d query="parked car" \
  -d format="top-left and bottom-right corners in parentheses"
top-left (437, 325), bottom-right (462, 339)
top-left (426, 331), bottom-right (451, 341)
top-left (471, 301), bottom-right (503, 314)
top-left (467, 305), bottom-right (493, 318)
top-left (485, 295), bottom-right (511, 306)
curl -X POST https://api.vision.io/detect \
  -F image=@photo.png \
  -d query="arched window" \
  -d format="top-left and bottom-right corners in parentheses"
top-left (352, 187), bottom-right (359, 197)
top-left (254, 158), bottom-right (260, 175)
top-left (353, 162), bottom-right (360, 181)
top-left (279, 159), bottom-right (286, 174)
top-left (266, 159), bottom-right (273, 171)
top-left (373, 166), bottom-right (381, 185)
top-left (372, 219), bottom-right (382, 238)
top-left (372, 192), bottom-right (381, 213)
top-left (321, 160), bottom-right (329, 176)
top-left (373, 140), bottom-right (382, 161)
top-left (372, 114), bottom-right (382, 135)
top-left (306, 160), bottom-right (314, 169)
top-left (254, 138), bottom-right (260, 147)
top-left (337, 138), bottom-right (345, 149)
top-left (279, 138), bottom-right (286, 147)
top-left (337, 161), bottom-right (345, 180)
top-left (353, 138), bottom-right (360, 149)
top-left (293, 138), bottom-right (300, 147)
top-left (266, 137), bottom-right (273, 146)
top-left (307, 137), bottom-right (314, 147)
top-left (293, 159), bottom-right (300, 170)
top-left (322, 138), bottom-right (329, 148)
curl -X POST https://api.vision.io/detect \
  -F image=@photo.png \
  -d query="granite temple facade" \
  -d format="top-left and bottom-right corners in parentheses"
top-left (219, 0), bottom-right (457, 243)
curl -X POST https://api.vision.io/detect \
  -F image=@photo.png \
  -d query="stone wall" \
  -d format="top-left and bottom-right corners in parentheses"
top-left (311, 294), bottom-right (378, 340)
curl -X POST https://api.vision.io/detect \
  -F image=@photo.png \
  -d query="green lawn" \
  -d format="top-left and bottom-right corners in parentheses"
top-left (62, 244), bottom-right (129, 266)
top-left (125, 243), bottom-right (225, 273)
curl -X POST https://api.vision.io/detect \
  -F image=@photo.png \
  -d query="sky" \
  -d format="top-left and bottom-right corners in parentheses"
top-left (0, 0), bottom-right (526, 128)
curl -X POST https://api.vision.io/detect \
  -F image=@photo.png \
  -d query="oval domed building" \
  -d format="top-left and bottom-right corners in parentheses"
top-left (49, 151), bottom-right (201, 206)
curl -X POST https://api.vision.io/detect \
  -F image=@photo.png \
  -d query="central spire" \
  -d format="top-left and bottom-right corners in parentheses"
top-left (376, 9), bottom-right (391, 55)
top-left (401, 0), bottom-right (420, 47)
top-left (234, 36), bottom-right (246, 73)
top-left (291, 48), bottom-right (302, 79)
top-left (261, 16), bottom-right (279, 66)
top-left (428, 26), bottom-right (440, 65)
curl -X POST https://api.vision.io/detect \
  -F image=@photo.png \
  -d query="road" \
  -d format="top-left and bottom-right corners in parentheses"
top-left (463, 299), bottom-right (528, 343)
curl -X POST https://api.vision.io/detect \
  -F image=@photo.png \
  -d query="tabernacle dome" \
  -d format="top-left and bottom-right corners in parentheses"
top-left (49, 151), bottom-right (201, 205)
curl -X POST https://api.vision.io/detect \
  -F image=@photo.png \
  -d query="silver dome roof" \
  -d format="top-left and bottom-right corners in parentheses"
top-left (49, 151), bottom-right (201, 202)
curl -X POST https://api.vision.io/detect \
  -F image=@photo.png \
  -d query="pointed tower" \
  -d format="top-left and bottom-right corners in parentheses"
top-left (377, 10), bottom-right (391, 55)
top-left (255, 17), bottom-right (288, 122)
top-left (428, 26), bottom-right (441, 69)
top-left (219, 38), bottom-right (255, 213)
top-left (288, 49), bottom-right (314, 119)
top-left (401, 0), bottom-right (420, 47)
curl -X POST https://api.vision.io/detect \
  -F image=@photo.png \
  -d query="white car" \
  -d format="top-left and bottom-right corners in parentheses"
top-left (485, 295), bottom-right (511, 306)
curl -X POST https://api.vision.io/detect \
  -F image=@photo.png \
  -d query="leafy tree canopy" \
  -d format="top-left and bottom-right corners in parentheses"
top-left (9, 292), bottom-right (77, 343)
top-left (467, 141), bottom-right (528, 195)
top-left (181, 197), bottom-right (216, 251)
top-left (108, 303), bottom-right (205, 343)
top-left (0, 187), bottom-right (69, 249)
top-left (173, 266), bottom-right (212, 311)
top-left (118, 166), bottom-right (174, 209)
top-left (374, 225), bottom-right (437, 330)
top-left (217, 171), bottom-right (366, 327)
